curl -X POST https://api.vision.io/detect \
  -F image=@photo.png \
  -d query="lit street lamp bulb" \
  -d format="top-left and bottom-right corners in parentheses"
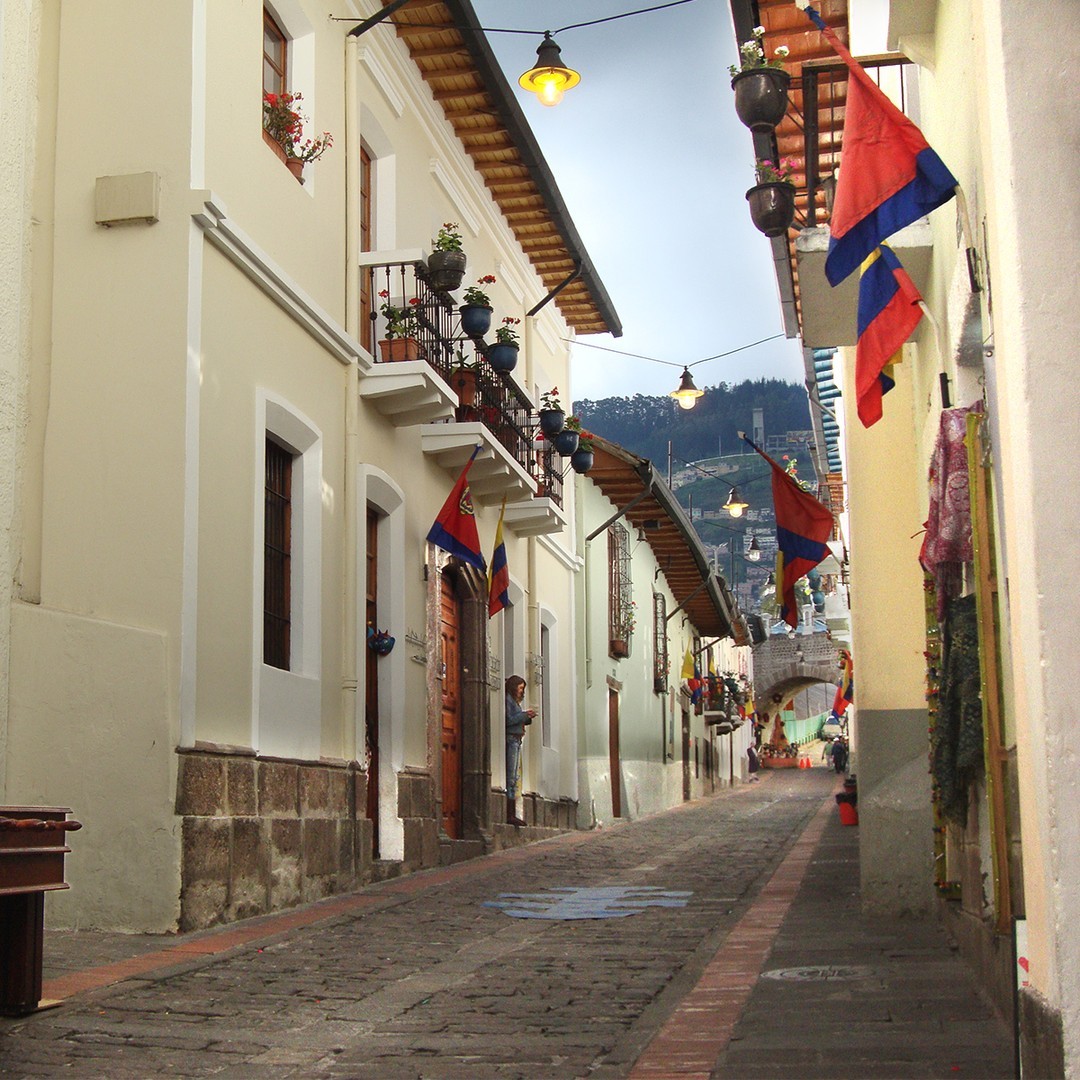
top-left (676, 393), bottom-right (697, 411)
top-left (533, 72), bottom-right (566, 106)
top-left (727, 503), bottom-right (745, 518)
top-left (519, 34), bottom-right (580, 107)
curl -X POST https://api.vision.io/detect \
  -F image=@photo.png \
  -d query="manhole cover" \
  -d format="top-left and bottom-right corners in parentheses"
top-left (761, 965), bottom-right (877, 982)
top-left (484, 886), bottom-right (692, 920)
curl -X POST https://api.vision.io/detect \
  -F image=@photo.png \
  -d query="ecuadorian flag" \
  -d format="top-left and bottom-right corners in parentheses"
top-left (856, 245), bottom-right (923, 427)
top-left (801, 5), bottom-right (958, 287)
top-left (488, 498), bottom-right (510, 618)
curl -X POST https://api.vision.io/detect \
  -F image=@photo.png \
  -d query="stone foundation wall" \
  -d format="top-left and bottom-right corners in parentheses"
top-left (398, 768), bottom-right (439, 871)
top-left (1018, 985), bottom-right (1064, 1079)
top-left (177, 748), bottom-right (371, 931)
top-left (177, 750), bottom-right (579, 931)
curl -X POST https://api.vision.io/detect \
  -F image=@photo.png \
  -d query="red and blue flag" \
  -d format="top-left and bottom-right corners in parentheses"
top-left (856, 244), bottom-right (924, 426)
top-left (488, 497), bottom-right (510, 617)
top-left (833, 650), bottom-right (854, 715)
top-left (742, 434), bottom-right (833, 629)
top-left (802, 5), bottom-right (957, 287)
top-left (426, 446), bottom-right (486, 572)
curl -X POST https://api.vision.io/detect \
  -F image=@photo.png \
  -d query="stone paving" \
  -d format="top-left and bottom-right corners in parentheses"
top-left (0, 767), bottom-right (1014, 1079)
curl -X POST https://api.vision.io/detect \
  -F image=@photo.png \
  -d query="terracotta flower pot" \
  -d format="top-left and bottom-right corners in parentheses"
top-left (285, 157), bottom-right (305, 183)
top-left (610, 638), bottom-right (629, 658)
top-left (378, 337), bottom-right (423, 362)
top-left (731, 68), bottom-right (791, 132)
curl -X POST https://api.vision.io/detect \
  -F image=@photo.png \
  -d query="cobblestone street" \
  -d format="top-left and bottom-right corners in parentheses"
top-left (0, 769), bottom-right (1012, 1078)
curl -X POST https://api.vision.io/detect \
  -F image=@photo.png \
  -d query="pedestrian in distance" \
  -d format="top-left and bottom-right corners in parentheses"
top-left (505, 675), bottom-right (535, 827)
top-left (831, 736), bottom-right (849, 774)
top-left (747, 744), bottom-right (760, 782)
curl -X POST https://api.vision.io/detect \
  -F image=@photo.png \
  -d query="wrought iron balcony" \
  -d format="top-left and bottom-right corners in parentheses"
top-left (787, 53), bottom-right (933, 348)
top-left (357, 257), bottom-right (565, 514)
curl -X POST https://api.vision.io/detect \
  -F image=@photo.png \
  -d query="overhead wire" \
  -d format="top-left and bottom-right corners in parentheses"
top-left (565, 332), bottom-right (786, 370)
top-left (333, 0), bottom-right (700, 39)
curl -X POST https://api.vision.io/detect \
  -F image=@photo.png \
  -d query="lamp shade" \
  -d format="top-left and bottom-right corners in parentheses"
top-left (724, 487), bottom-right (749, 518)
top-left (669, 366), bottom-right (704, 410)
top-left (519, 34), bottom-right (580, 107)
top-left (747, 537), bottom-right (762, 561)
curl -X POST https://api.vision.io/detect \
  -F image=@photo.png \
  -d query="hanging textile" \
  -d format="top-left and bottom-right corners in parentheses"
top-left (920, 403), bottom-right (982, 621)
top-left (931, 594), bottom-right (983, 826)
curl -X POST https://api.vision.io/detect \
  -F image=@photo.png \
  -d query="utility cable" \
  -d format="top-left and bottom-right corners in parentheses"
top-left (334, 0), bottom-right (700, 38)
top-left (566, 332), bottom-right (785, 370)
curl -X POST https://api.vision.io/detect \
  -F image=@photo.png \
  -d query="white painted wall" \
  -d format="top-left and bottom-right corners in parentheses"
top-left (5, 0), bottom-right (593, 929)
top-left (0, 0), bottom-right (44, 804)
top-left (575, 478), bottom-right (752, 826)
top-left (968, 0), bottom-right (1080, 1063)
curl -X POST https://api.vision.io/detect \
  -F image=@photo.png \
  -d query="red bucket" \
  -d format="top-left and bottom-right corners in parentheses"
top-left (838, 801), bottom-right (859, 826)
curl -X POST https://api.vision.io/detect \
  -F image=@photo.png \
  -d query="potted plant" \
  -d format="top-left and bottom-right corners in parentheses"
top-left (367, 628), bottom-right (395, 656)
top-left (552, 413), bottom-right (581, 456)
top-left (449, 350), bottom-right (480, 419)
top-left (427, 222), bottom-right (467, 292)
top-left (487, 317), bottom-right (521, 373)
top-left (262, 91), bottom-right (333, 182)
top-left (570, 433), bottom-right (594, 474)
top-left (538, 386), bottom-right (566, 437)
top-left (459, 276), bottom-right (496, 337)
top-left (377, 290), bottom-right (424, 361)
top-left (610, 601), bottom-right (635, 658)
top-left (729, 26), bottom-right (791, 133)
top-left (746, 157), bottom-right (797, 237)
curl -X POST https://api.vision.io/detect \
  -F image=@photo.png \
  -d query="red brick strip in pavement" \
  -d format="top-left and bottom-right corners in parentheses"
top-left (628, 793), bottom-right (834, 1079)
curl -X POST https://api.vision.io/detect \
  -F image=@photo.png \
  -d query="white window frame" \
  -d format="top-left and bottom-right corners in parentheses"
top-left (253, 391), bottom-right (322, 760)
top-left (539, 617), bottom-right (553, 748)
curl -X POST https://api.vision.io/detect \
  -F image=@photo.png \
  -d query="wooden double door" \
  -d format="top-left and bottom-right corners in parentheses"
top-left (440, 574), bottom-right (463, 838)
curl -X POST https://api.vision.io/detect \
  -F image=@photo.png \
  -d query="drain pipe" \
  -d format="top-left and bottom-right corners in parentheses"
top-left (342, 33), bottom-right (361, 758)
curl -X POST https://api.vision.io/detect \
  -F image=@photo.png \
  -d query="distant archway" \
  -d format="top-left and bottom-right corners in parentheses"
top-left (751, 633), bottom-right (842, 720)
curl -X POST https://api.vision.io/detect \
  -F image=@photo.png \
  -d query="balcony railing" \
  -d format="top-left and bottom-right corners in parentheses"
top-left (361, 258), bottom-right (562, 507)
top-left (800, 53), bottom-right (914, 229)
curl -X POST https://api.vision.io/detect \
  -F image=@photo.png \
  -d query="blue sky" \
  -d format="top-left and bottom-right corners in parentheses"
top-left (470, 0), bottom-right (805, 402)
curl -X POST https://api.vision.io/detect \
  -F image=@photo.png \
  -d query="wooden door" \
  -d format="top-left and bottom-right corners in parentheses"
top-left (440, 574), bottom-right (463, 838)
top-left (364, 509), bottom-right (380, 857)
top-left (608, 689), bottom-right (622, 818)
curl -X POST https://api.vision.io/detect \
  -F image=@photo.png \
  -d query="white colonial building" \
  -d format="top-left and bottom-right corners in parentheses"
top-left (1, 0), bottom-right (621, 933)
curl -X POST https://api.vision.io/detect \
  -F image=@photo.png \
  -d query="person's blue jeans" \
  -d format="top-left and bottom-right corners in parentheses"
top-left (506, 734), bottom-right (522, 800)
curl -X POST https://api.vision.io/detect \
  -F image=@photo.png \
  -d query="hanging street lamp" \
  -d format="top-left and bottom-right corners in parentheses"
top-left (519, 33), bottom-right (580, 107)
top-left (669, 366), bottom-right (704, 410)
top-left (724, 486), bottom-right (749, 518)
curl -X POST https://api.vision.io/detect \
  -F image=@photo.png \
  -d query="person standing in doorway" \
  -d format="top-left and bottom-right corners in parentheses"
top-left (505, 675), bottom-right (535, 827)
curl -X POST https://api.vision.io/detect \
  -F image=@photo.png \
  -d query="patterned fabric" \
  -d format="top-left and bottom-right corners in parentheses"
top-left (921, 404), bottom-right (981, 621)
top-left (931, 595), bottom-right (984, 825)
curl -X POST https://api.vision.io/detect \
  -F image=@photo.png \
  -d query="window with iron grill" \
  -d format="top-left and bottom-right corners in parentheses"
top-left (652, 592), bottom-right (668, 693)
top-left (608, 523), bottom-right (632, 658)
top-left (264, 437), bottom-right (293, 670)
